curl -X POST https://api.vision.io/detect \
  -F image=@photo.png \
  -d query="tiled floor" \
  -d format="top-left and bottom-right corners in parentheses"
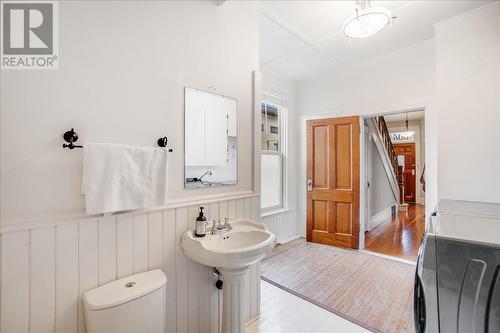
top-left (246, 280), bottom-right (369, 333)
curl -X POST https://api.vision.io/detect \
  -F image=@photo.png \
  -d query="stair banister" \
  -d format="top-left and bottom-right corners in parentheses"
top-left (374, 116), bottom-right (404, 205)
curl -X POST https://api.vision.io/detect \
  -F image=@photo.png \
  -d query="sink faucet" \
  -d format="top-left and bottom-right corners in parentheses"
top-left (195, 171), bottom-right (212, 182)
top-left (211, 217), bottom-right (234, 235)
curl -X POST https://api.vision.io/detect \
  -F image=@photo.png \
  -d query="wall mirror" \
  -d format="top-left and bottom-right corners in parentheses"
top-left (184, 87), bottom-right (238, 188)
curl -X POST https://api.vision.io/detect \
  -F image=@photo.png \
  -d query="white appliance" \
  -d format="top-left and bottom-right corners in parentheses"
top-left (83, 269), bottom-right (167, 333)
top-left (415, 199), bottom-right (500, 332)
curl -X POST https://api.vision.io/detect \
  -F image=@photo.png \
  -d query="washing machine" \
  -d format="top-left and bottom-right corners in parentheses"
top-left (415, 199), bottom-right (500, 332)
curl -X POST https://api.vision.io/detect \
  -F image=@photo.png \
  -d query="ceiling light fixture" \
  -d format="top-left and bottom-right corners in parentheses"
top-left (402, 112), bottom-right (415, 137)
top-left (343, 1), bottom-right (396, 39)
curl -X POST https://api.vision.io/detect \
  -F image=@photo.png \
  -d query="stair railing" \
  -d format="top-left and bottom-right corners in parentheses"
top-left (420, 165), bottom-right (425, 192)
top-left (376, 116), bottom-right (404, 204)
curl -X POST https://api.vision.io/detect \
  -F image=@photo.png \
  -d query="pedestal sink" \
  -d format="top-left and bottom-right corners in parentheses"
top-left (181, 219), bottom-right (276, 333)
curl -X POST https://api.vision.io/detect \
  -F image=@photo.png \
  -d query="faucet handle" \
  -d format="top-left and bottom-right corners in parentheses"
top-left (212, 220), bottom-right (217, 229)
top-left (224, 217), bottom-right (234, 225)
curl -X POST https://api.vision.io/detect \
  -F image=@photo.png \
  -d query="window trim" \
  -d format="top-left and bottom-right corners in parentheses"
top-left (260, 100), bottom-right (287, 213)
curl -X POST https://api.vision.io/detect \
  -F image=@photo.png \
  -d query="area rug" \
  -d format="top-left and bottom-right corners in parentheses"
top-left (261, 239), bottom-right (415, 333)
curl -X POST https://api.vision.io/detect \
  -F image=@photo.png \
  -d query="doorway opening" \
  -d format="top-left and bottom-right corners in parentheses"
top-left (363, 110), bottom-right (426, 261)
top-left (260, 111), bottom-right (422, 332)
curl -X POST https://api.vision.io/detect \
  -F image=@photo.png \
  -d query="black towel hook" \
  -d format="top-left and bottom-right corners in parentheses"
top-left (157, 136), bottom-right (173, 152)
top-left (62, 128), bottom-right (83, 149)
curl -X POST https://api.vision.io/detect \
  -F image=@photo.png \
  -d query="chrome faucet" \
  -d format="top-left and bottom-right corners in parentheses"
top-left (211, 217), bottom-right (234, 235)
top-left (195, 171), bottom-right (212, 182)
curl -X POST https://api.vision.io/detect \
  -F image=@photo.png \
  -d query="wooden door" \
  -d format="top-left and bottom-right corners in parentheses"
top-left (394, 143), bottom-right (416, 202)
top-left (306, 116), bottom-right (360, 249)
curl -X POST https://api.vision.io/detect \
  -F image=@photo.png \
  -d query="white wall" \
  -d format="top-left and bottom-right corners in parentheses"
top-left (297, 39), bottom-right (435, 117)
top-left (435, 2), bottom-right (500, 203)
top-left (369, 136), bottom-right (397, 217)
top-left (295, 39), bottom-right (437, 236)
top-left (0, 1), bottom-right (259, 223)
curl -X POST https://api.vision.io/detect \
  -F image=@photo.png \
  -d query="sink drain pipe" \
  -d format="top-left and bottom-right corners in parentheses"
top-left (213, 267), bottom-right (223, 290)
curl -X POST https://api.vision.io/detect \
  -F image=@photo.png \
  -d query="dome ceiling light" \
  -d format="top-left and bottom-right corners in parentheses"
top-left (343, 0), bottom-right (396, 39)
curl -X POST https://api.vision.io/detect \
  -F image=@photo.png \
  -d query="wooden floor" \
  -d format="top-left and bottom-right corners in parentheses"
top-left (247, 280), bottom-right (369, 333)
top-left (262, 239), bottom-right (415, 333)
top-left (365, 204), bottom-right (425, 261)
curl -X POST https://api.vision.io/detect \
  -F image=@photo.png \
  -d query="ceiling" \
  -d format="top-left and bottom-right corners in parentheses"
top-left (384, 110), bottom-right (425, 122)
top-left (259, 0), bottom-right (492, 80)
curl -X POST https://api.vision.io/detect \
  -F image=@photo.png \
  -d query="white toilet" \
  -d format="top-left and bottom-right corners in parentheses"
top-left (83, 269), bottom-right (167, 333)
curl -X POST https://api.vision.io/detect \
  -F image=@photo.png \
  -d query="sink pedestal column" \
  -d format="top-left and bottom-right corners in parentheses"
top-left (220, 267), bottom-right (248, 333)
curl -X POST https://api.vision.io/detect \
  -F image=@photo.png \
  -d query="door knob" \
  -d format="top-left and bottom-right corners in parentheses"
top-left (307, 179), bottom-right (313, 191)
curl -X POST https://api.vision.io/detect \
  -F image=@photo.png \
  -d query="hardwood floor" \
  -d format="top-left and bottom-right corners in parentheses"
top-left (365, 204), bottom-right (425, 261)
top-left (262, 240), bottom-right (415, 333)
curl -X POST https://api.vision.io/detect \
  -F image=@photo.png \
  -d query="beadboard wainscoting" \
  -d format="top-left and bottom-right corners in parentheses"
top-left (0, 194), bottom-right (261, 333)
top-left (261, 209), bottom-right (298, 244)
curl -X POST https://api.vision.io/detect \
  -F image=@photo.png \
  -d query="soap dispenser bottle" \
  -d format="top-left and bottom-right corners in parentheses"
top-left (195, 207), bottom-right (207, 237)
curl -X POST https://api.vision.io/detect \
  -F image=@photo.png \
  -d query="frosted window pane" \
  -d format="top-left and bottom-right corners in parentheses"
top-left (261, 154), bottom-right (281, 209)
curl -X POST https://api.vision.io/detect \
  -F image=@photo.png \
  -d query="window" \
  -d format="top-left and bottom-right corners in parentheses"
top-left (261, 103), bottom-right (280, 151)
top-left (261, 102), bottom-right (285, 211)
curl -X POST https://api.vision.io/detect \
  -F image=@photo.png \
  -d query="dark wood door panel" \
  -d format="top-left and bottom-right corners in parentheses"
top-left (394, 143), bottom-right (416, 203)
top-left (334, 123), bottom-right (353, 190)
top-left (312, 200), bottom-right (329, 232)
top-left (307, 116), bottom-right (360, 249)
top-left (334, 202), bottom-right (352, 235)
top-left (312, 191), bottom-right (353, 202)
top-left (312, 124), bottom-right (329, 189)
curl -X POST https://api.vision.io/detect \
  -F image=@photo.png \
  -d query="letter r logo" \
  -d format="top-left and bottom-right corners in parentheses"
top-left (2, 3), bottom-right (53, 55)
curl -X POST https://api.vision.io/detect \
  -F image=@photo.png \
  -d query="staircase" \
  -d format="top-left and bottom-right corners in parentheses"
top-left (366, 116), bottom-right (404, 205)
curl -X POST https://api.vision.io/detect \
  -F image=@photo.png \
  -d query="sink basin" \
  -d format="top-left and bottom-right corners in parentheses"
top-left (181, 219), bottom-right (276, 269)
top-left (181, 218), bottom-right (275, 333)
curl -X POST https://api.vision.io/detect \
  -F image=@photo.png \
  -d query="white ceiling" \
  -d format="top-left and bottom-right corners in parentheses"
top-left (384, 110), bottom-right (425, 122)
top-left (260, 0), bottom-right (492, 80)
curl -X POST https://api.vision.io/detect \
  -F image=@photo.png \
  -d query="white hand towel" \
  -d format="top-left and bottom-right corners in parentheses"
top-left (83, 143), bottom-right (168, 215)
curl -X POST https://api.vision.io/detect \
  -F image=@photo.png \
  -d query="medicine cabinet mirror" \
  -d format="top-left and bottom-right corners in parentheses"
top-left (184, 87), bottom-right (238, 188)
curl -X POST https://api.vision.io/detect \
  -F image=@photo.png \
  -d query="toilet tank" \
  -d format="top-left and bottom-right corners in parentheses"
top-left (83, 269), bottom-right (167, 333)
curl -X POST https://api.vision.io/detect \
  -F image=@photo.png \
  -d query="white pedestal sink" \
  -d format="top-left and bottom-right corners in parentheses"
top-left (181, 219), bottom-right (276, 333)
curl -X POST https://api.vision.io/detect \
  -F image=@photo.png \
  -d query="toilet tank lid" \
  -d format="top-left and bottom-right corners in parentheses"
top-left (83, 269), bottom-right (167, 310)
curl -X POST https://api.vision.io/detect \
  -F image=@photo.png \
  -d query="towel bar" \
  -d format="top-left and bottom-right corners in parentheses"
top-left (62, 128), bottom-right (173, 152)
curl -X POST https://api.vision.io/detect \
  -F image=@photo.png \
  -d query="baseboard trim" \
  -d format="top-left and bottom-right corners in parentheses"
top-left (359, 250), bottom-right (416, 266)
top-left (277, 234), bottom-right (301, 245)
top-left (369, 206), bottom-right (393, 230)
top-left (245, 314), bottom-right (260, 327)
